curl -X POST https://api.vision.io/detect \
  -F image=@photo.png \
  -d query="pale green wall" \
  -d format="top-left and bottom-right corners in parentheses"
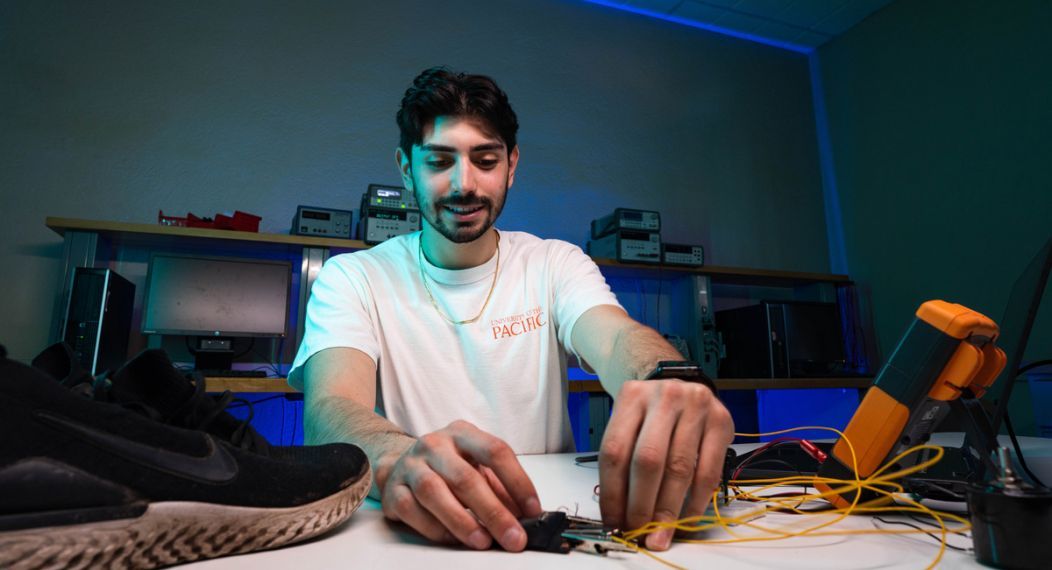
top-left (0, 0), bottom-right (828, 361)
top-left (817, 0), bottom-right (1052, 433)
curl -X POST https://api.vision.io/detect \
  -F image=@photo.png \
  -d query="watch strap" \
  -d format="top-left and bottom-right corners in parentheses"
top-left (644, 360), bottom-right (718, 396)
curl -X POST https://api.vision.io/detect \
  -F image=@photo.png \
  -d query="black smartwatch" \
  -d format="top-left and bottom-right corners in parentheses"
top-left (644, 360), bottom-right (718, 396)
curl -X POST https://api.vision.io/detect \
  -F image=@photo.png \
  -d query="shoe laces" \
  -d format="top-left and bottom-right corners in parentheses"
top-left (174, 372), bottom-right (270, 452)
top-left (78, 369), bottom-right (270, 454)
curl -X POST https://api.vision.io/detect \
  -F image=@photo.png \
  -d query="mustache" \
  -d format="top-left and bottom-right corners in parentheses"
top-left (436, 195), bottom-right (491, 209)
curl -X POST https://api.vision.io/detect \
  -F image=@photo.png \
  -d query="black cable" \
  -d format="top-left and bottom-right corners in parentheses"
top-left (274, 337), bottom-right (286, 375)
top-left (733, 440), bottom-right (818, 478)
top-left (225, 393), bottom-right (286, 408)
top-left (280, 396), bottom-right (287, 445)
top-left (291, 398), bottom-right (300, 445)
top-left (907, 512), bottom-right (969, 531)
top-left (872, 516), bottom-right (970, 552)
top-left (251, 339), bottom-right (286, 378)
top-left (997, 359), bottom-right (1051, 488)
top-left (1004, 411), bottom-right (1048, 488)
top-left (638, 279), bottom-right (647, 325)
top-left (1017, 359), bottom-right (1052, 376)
top-left (736, 458), bottom-right (806, 476)
top-left (656, 267), bottom-right (663, 332)
top-left (903, 479), bottom-right (966, 502)
top-left (231, 338), bottom-right (254, 360)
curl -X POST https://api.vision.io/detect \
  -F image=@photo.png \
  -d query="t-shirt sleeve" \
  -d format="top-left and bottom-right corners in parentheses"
top-left (287, 256), bottom-right (379, 391)
top-left (549, 241), bottom-right (623, 367)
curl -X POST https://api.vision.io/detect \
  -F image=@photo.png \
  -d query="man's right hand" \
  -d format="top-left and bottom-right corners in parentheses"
top-left (379, 419), bottom-right (543, 551)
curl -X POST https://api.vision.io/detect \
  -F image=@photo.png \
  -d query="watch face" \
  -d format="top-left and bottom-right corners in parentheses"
top-left (666, 367), bottom-right (703, 378)
top-left (648, 362), bottom-right (702, 380)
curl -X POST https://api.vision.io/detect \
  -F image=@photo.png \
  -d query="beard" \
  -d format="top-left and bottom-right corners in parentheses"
top-left (412, 172), bottom-right (508, 244)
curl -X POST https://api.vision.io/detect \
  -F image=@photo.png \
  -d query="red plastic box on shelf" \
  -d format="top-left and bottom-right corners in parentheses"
top-left (158, 210), bottom-right (261, 232)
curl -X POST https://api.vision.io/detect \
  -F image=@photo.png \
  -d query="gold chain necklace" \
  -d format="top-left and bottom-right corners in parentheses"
top-left (418, 231), bottom-right (500, 325)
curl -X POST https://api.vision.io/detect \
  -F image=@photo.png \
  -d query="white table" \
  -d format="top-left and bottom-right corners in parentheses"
top-left (189, 436), bottom-right (1052, 569)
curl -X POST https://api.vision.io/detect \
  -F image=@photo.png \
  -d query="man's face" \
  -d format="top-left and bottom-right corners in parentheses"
top-left (398, 116), bottom-right (518, 244)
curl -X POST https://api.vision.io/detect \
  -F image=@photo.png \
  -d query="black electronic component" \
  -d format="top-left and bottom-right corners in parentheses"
top-left (968, 448), bottom-right (1052, 570)
top-left (362, 183), bottom-right (418, 210)
top-left (291, 205), bottom-right (354, 238)
top-left (61, 268), bottom-right (135, 375)
top-left (662, 243), bottom-right (705, 267)
top-left (586, 229), bottom-right (662, 264)
top-left (716, 301), bottom-right (846, 378)
top-left (357, 184), bottom-right (421, 245)
top-left (519, 511), bottom-right (634, 555)
top-left (590, 208), bottom-right (660, 239)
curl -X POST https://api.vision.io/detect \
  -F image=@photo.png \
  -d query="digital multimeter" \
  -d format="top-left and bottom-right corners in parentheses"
top-left (815, 300), bottom-right (1006, 508)
top-left (590, 208), bottom-right (661, 239)
top-left (357, 184), bottom-right (422, 245)
top-left (291, 205), bottom-right (354, 238)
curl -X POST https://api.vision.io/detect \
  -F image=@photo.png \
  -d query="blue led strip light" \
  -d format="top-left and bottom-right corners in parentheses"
top-left (582, 0), bottom-right (814, 54)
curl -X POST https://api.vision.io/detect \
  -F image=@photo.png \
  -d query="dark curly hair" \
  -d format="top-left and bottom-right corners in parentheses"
top-left (396, 67), bottom-right (519, 158)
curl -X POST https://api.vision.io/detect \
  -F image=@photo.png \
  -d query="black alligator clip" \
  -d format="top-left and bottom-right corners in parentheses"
top-left (519, 511), bottom-right (635, 555)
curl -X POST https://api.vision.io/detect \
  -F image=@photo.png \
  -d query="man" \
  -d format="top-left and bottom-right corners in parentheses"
top-left (289, 67), bottom-right (733, 553)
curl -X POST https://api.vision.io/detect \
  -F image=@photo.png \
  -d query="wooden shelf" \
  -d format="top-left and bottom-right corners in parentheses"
top-left (592, 257), bottom-right (851, 285)
top-left (205, 377), bottom-right (298, 393)
top-left (571, 377), bottom-right (871, 392)
top-left (47, 217), bottom-right (850, 285)
top-left (50, 217), bottom-right (863, 397)
top-left (714, 377), bottom-right (872, 390)
top-left (204, 377), bottom-right (872, 394)
top-left (46, 217), bottom-right (369, 250)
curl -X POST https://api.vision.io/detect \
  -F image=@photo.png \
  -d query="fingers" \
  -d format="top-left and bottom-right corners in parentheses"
top-left (453, 426), bottom-right (542, 518)
top-left (644, 407), bottom-right (705, 551)
top-left (480, 465), bottom-right (524, 518)
top-left (599, 380), bottom-right (734, 553)
top-left (683, 406), bottom-right (735, 520)
top-left (624, 401), bottom-right (678, 533)
top-left (380, 422), bottom-right (536, 552)
top-left (598, 381), bottom-right (647, 529)
top-left (400, 452), bottom-right (495, 550)
top-left (425, 438), bottom-right (527, 551)
top-left (382, 483), bottom-right (456, 544)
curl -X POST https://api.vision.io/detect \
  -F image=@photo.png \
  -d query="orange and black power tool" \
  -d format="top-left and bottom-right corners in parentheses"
top-left (815, 300), bottom-right (1007, 509)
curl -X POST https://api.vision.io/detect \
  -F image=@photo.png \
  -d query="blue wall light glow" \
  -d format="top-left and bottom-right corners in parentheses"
top-left (808, 53), bottom-right (849, 277)
top-left (582, 0), bottom-right (814, 54)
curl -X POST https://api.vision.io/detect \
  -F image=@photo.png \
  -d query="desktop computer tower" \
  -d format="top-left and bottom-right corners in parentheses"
top-left (716, 301), bottom-right (846, 378)
top-left (62, 268), bottom-right (135, 375)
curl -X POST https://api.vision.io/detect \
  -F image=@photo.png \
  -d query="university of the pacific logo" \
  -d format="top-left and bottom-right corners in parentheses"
top-left (490, 306), bottom-right (546, 340)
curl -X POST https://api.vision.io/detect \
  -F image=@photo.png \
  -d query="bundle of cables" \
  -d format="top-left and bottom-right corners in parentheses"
top-left (610, 426), bottom-right (971, 570)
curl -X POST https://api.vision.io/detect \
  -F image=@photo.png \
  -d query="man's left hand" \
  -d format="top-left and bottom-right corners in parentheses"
top-left (597, 379), bottom-right (734, 551)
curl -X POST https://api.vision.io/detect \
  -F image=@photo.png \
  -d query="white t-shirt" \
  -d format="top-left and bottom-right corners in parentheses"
top-left (288, 230), bottom-right (622, 453)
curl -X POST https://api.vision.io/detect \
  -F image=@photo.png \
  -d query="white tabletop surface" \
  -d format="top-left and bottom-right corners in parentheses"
top-left (187, 436), bottom-right (1052, 569)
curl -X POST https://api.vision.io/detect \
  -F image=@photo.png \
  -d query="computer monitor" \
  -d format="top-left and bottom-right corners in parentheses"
top-left (141, 254), bottom-right (292, 371)
top-left (988, 237), bottom-right (1052, 433)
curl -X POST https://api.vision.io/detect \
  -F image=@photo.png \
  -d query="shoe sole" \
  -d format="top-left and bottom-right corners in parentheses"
top-left (0, 465), bottom-right (371, 570)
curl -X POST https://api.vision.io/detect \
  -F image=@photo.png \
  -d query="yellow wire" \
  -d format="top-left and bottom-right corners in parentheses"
top-left (617, 426), bottom-right (971, 570)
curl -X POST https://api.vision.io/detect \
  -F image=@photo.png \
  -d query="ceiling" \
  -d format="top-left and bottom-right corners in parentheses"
top-left (583, 0), bottom-right (895, 53)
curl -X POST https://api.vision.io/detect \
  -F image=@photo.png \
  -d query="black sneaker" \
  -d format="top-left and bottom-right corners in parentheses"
top-left (33, 345), bottom-right (269, 451)
top-left (30, 342), bottom-right (98, 396)
top-left (109, 348), bottom-right (271, 450)
top-left (0, 347), bottom-right (371, 569)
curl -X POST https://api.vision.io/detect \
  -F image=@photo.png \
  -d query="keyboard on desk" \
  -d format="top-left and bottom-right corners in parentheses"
top-left (198, 369), bottom-right (269, 378)
top-left (733, 440), bottom-right (974, 500)
top-left (733, 441), bottom-right (833, 480)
